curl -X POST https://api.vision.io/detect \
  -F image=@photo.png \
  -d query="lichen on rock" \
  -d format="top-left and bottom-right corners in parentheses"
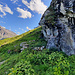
top-left (39, 0), bottom-right (75, 55)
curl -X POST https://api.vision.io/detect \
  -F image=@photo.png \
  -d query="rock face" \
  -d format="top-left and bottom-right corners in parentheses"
top-left (39, 0), bottom-right (75, 55)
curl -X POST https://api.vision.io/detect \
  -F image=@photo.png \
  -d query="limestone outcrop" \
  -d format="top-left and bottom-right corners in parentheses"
top-left (39, 0), bottom-right (75, 55)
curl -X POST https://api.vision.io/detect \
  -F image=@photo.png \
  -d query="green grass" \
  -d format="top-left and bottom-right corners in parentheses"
top-left (0, 26), bottom-right (43, 62)
top-left (0, 26), bottom-right (75, 75)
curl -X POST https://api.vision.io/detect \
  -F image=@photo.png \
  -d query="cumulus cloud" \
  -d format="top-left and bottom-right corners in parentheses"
top-left (22, 0), bottom-right (47, 15)
top-left (3, 5), bottom-right (13, 14)
top-left (26, 26), bottom-right (31, 30)
top-left (10, 0), bottom-right (18, 3)
top-left (0, 4), bottom-right (13, 17)
top-left (17, 7), bottom-right (32, 19)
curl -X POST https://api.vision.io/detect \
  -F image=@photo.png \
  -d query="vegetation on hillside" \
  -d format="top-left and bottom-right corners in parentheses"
top-left (0, 26), bottom-right (75, 75)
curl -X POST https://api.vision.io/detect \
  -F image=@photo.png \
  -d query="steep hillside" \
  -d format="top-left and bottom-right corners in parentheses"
top-left (0, 26), bottom-right (17, 40)
top-left (0, 26), bottom-right (75, 75)
top-left (0, 0), bottom-right (75, 74)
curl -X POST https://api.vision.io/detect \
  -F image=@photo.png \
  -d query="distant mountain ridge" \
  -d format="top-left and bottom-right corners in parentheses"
top-left (0, 26), bottom-right (17, 40)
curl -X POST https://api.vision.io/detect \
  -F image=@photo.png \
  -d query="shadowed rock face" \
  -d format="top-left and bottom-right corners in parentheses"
top-left (39, 0), bottom-right (75, 55)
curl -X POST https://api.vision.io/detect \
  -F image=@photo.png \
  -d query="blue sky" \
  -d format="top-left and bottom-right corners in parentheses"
top-left (0, 0), bottom-right (51, 35)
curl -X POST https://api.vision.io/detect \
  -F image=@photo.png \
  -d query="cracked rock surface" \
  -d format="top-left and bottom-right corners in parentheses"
top-left (39, 0), bottom-right (75, 55)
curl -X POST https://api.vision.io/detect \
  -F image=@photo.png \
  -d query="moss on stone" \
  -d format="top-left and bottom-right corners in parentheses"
top-left (45, 5), bottom-right (56, 25)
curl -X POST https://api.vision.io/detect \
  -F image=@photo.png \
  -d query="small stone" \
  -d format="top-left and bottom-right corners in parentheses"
top-left (33, 40), bottom-right (35, 41)
top-left (20, 42), bottom-right (26, 47)
top-left (29, 41), bottom-right (31, 42)
top-left (20, 48), bottom-right (24, 51)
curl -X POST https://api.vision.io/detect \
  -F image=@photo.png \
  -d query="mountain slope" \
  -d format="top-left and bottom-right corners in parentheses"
top-left (0, 26), bottom-right (75, 75)
top-left (0, 26), bottom-right (17, 40)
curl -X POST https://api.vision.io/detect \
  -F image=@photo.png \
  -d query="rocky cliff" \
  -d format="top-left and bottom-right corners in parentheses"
top-left (39, 0), bottom-right (75, 55)
top-left (0, 26), bottom-right (17, 40)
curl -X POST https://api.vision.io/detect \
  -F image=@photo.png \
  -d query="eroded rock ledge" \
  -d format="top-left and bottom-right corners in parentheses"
top-left (39, 0), bottom-right (75, 55)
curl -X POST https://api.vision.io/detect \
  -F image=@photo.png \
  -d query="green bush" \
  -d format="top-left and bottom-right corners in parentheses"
top-left (8, 51), bottom-right (75, 75)
top-left (9, 60), bottom-right (34, 75)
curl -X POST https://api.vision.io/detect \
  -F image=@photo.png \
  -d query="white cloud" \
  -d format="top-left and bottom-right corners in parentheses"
top-left (19, 28), bottom-right (24, 31)
top-left (26, 26), bottom-right (31, 30)
top-left (25, 30), bottom-right (27, 32)
top-left (22, 0), bottom-right (47, 15)
top-left (0, 4), bottom-right (6, 17)
top-left (10, 0), bottom-right (18, 3)
top-left (18, 5), bottom-right (21, 7)
top-left (0, 4), bottom-right (13, 17)
top-left (3, 5), bottom-right (13, 14)
top-left (17, 7), bottom-right (32, 19)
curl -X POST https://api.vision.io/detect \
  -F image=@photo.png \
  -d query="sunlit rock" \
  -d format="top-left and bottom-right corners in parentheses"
top-left (39, 0), bottom-right (75, 55)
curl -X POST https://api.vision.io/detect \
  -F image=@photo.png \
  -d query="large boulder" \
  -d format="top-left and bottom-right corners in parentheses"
top-left (39, 0), bottom-right (75, 55)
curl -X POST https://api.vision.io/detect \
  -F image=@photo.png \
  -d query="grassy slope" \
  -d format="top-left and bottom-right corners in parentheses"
top-left (0, 27), bottom-right (41, 46)
top-left (0, 26), bottom-right (75, 75)
top-left (0, 26), bottom-right (44, 61)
